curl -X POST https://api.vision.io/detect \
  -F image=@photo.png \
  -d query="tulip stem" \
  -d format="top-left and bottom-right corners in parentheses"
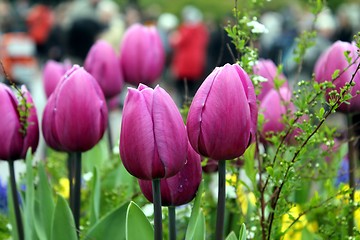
top-left (152, 179), bottom-right (162, 240)
top-left (215, 160), bottom-right (226, 240)
top-left (68, 153), bottom-right (75, 213)
top-left (347, 114), bottom-right (355, 237)
top-left (74, 152), bottom-right (82, 236)
top-left (8, 161), bottom-right (24, 240)
top-left (168, 206), bottom-right (176, 240)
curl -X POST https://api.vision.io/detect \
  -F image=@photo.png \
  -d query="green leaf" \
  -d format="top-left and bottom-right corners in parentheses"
top-left (225, 231), bottom-right (237, 240)
top-left (89, 167), bottom-right (101, 226)
top-left (239, 223), bottom-right (247, 240)
top-left (331, 69), bottom-right (340, 80)
top-left (24, 150), bottom-right (36, 240)
top-left (7, 180), bottom-right (19, 240)
top-left (266, 166), bottom-right (274, 177)
top-left (51, 195), bottom-right (77, 240)
top-left (82, 140), bottom-right (109, 173)
top-left (126, 201), bottom-right (154, 240)
top-left (244, 144), bottom-right (256, 184)
top-left (192, 209), bottom-right (205, 240)
top-left (185, 182), bottom-right (204, 239)
top-left (34, 162), bottom-right (55, 240)
top-left (84, 202), bottom-right (129, 240)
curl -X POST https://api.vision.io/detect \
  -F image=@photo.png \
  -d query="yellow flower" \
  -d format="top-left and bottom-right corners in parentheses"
top-left (281, 204), bottom-right (318, 240)
top-left (55, 178), bottom-right (70, 199)
top-left (237, 185), bottom-right (256, 216)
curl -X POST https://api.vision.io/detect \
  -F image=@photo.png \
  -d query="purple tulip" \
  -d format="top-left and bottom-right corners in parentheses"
top-left (84, 40), bottom-right (124, 99)
top-left (120, 84), bottom-right (187, 180)
top-left (253, 59), bottom-right (288, 101)
top-left (138, 142), bottom-right (202, 206)
top-left (43, 60), bottom-right (72, 98)
top-left (202, 158), bottom-right (219, 173)
top-left (315, 41), bottom-right (360, 112)
top-left (260, 86), bottom-right (292, 135)
top-left (42, 65), bottom-right (108, 152)
top-left (0, 83), bottom-right (39, 160)
top-left (119, 23), bottom-right (165, 86)
top-left (186, 63), bottom-right (257, 161)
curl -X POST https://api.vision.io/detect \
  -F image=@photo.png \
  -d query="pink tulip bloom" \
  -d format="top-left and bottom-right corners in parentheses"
top-left (120, 84), bottom-right (187, 180)
top-left (315, 41), bottom-right (360, 112)
top-left (138, 142), bottom-right (202, 206)
top-left (43, 60), bottom-right (71, 98)
top-left (119, 24), bottom-right (165, 86)
top-left (85, 40), bottom-right (124, 99)
top-left (0, 83), bottom-right (39, 160)
top-left (187, 63), bottom-right (257, 160)
top-left (253, 59), bottom-right (288, 101)
top-left (260, 86), bottom-right (292, 135)
top-left (42, 65), bottom-right (108, 152)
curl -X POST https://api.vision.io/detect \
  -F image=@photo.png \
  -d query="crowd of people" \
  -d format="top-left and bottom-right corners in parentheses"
top-left (0, 0), bottom-right (360, 105)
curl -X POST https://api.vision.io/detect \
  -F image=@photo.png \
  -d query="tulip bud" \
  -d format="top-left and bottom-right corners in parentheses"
top-left (84, 40), bottom-right (124, 99)
top-left (138, 142), bottom-right (202, 206)
top-left (253, 59), bottom-right (288, 100)
top-left (42, 65), bottom-right (108, 152)
top-left (0, 83), bottom-right (39, 160)
top-left (43, 60), bottom-right (72, 98)
top-left (120, 84), bottom-right (187, 180)
top-left (260, 86), bottom-right (292, 135)
top-left (119, 24), bottom-right (165, 86)
top-left (315, 41), bottom-right (360, 112)
top-left (187, 63), bottom-right (257, 160)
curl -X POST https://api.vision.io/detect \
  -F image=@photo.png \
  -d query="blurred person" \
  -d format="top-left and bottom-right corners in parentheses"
top-left (123, 3), bottom-right (142, 27)
top-left (65, 0), bottom-right (105, 64)
top-left (335, 3), bottom-right (360, 42)
top-left (170, 5), bottom-right (209, 105)
top-left (206, 15), bottom-right (237, 75)
top-left (26, 3), bottom-right (54, 58)
top-left (96, 0), bottom-right (125, 52)
top-left (283, 8), bottom-right (335, 84)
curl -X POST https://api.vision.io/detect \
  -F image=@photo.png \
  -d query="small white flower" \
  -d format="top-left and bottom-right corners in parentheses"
top-left (247, 20), bottom-right (269, 34)
top-left (83, 172), bottom-right (93, 181)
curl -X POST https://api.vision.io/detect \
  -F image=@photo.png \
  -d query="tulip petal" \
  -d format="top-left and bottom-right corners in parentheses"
top-left (153, 86), bottom-right (187, 178)
top-left (0, 84), bottom-right (23, 160)
top-left (187, 67), bottom-right (219, 154)
top-left (120, 88), bottom-right (160, 179)
top-left (20, 85), bottom-right (39, 157)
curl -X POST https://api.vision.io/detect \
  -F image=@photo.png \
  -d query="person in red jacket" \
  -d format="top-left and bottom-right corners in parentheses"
top-left (170, 5), bottom-right (209, 105)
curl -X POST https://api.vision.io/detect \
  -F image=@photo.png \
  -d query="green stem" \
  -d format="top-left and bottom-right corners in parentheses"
top-left (168, 206), bottom-right (176, 240)
top-left (73, 152), bottom-right (82, 236)
top-left (347, 114), bottom-right (355, 237)
top-left (215, 160), bottom-right (226, 240)
top-left (68, 153), bottom-right (75, 212)
top-left (8, 161), bottom-right (24, 240)
top-left (152, 179), bottom-right (162, 240)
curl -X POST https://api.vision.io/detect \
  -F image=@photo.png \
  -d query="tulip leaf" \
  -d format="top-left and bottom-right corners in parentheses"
top-left (34, 162), bottom-right (55, 240)
top-left (24, 150), bottom-right (36, 240)
top-left (83, 140), bottom-right (109, 173)
top-left (84, 202), bottom-right (128, 240)
top-left (89, 167), bottom-right (101, 227)
top-left (225, 231), bottom-right (237, 240)
top-left (243, 144), bottom-right (256, 185)
top-left (185, 181), bottom-right (205, 240)
top-left (239, 223), bottom-right (247, 240)
top-left (7, 180), bottom-right (19, 240)
top-left (50, 195), bottom-right (77, 240)
top-left (126, 201), bottom-right (154, 240)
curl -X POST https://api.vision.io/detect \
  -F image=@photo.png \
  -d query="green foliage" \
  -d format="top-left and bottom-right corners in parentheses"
top-left (51, 195), bottom-right (77, 240)
top-left (186, 182), bottom-right (205, 239)
top-left (126, 202), bottom-right (154, 240)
